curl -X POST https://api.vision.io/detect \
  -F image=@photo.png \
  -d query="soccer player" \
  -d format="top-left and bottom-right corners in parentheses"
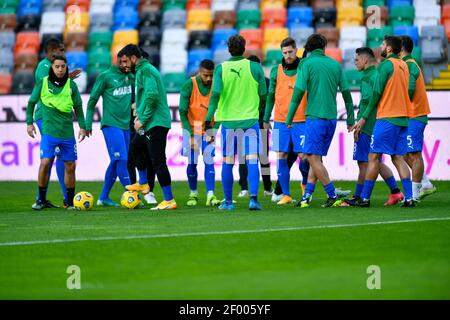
top-left (118, 44), bottom-right (176, 210)
top-left (399, 36), bottom-right (436, 201)
top-left (85, 53), bottom-right (135, 206)
top-left (32, 38), bottom-right (81, 208)
top-left (263, 37), bottom-right (310, 205)
top-left (286, 34), bottom-right (355, 208)
top-left (205, 35), bottom-right (267, 210)
top-left (343, 47), bottom-right (404, 206)
top-left (179, 59), bottom-right (221, 206)
top-left (352, 36), bottom-right (414, 207)
top-left (26, 54), bottom-right (87, 210)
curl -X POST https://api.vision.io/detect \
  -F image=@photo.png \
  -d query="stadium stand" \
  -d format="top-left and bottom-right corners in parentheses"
top-left (1, 0), bottom-right (450, 93)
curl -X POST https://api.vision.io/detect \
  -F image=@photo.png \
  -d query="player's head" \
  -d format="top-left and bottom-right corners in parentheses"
top-left (280, 37), bottom-right (298, 65)
top-left (44, 38), bottom-right (64, 58)
top-left (304, 33), bottom-right (327, 52)
top-left (227, 35), bottom-right (246, 56)
top-left (198, 59), bottom-right (214, 86)
top-left (355, 47), bottom-right (376, 71)
top-left (50, 54), bottom-right (68, 78)
top-left (117, 44), bottom-right (142, 73)
top-left (381, 35), bottom-right (402, 58)
top-left (399, 36), bottom-right (414, 58)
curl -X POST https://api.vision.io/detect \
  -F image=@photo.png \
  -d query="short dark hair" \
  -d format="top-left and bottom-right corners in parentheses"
top-left (280, 37), bottom-right (296, 49)
top-left (400, 36), bottom-right (414, 54)
top-left (355, 47), bottom-right (375, 59)
top-left (304, 33), bottom-right (327, 52)
top-left (50, 54), bottom-right (67, 63)
top-left (247, 55), bottom-right (261, 63)
top-left (44, 38), bottom-right (63, 53)
top-left (199, 59), bottom-right (215, 70)
top-left (384, 35), bottom-right (402, 55)
top-left (117, 44), bottom-right (142, 58)
top-left (139, 47), bottom-right (150, 59)
top-left (227, 35), bottom-right (245, 56)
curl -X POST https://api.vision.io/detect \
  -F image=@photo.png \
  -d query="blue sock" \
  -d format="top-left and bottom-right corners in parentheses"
top-left (100, 161), bottom-right (117, 201)
top-left (277, 159), bottom-right (290, 196)
top-left (360, 180), bottom-right (376, 200)
top-left (138, 169), bottom-right (148, 185)
top-left (116, 160), bottom-right (131, 188)
top-left (247, 158), bottom-right (260, 197)
top-left (204, 163), bottom-right (215, 193)
top-left (401, 178), bottom-right (413, 201)
top-left (187, 164), bottom-right (198, 192)
top-left (324, 182), bottom-right (336, 199)
top-left (222, 163), bottom-right (234, 202)
top-left (299, 160), bottom-right (310, 186)
top-left (354, 183), bottom-right (364, 198)
top-left (161, 185), bottom-right (173, 201)
top-left (55, 157), bottom-right (67, 202)
top-left (384, 175), bottom-right (398, 192)
top-left (303, 182), bottom-right (315, 200)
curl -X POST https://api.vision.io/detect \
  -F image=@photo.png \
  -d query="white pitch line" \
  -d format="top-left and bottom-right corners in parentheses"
top-left (1, 216), bottom-right (450, 247)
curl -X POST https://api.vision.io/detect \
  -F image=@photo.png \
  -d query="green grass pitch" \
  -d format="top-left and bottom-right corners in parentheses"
top-left (0, 180), bottom-right (449, 299)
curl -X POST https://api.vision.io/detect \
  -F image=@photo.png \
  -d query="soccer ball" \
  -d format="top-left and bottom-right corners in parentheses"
top-left (120, 191), bottom-right (142, 209)
top-left (73, 191), bottom-right (94, 211)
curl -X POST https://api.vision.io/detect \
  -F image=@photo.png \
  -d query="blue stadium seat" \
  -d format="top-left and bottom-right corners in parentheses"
top-left (187, 49), bottom-right (213, 75)
top-left (0, 49), bottom-right (14, 73)
top-left (212, 28), bottom-right (237, 51)
top-left (387, 0), bottom-right (411, 8)
top-left (394, 25), bottom-right (419, 46)
top-left (114, 0), bottom-right (139, 11)
top-left (66, 51), bottom-right (88, 71)
top-left (287, 7), bottom-right (313, 28)
top-left (0, 32), bottom-right (16, 49)
top-left (113, 8), bottom-right (139, 31)
top-left (17, 0), bottom-right (42, 18)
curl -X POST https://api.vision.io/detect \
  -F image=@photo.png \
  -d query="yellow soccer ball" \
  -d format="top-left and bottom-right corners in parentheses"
top-left (73, 191), bottom-right (94, 211)
top-left (120, 191), bottom-right (142, 209)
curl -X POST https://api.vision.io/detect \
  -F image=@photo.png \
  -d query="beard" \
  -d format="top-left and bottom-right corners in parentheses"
top-left (381, 49), bottom-right (387, 58)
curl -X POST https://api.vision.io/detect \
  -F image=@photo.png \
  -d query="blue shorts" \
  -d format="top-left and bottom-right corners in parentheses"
top-left (181, 133), bottom-right (216, 165)
top-left (102, 126), bottom-right (130, 161)
top-left (272, 122), bottom-right (305, 153)
top-left (303, 119), bottom-right (336, 156)
top-left (370, 120), bottom-right (407, 156)
top-left (353, 132), bottom-right (371, 162)
top-left (407, 119), bottom-right (426, 153)
top-left (36, 119), bottom-right (61, 157)
top-left (221, 123), bottom-right (261, 158)
top-left (40, 134), bottom-right (77, 161)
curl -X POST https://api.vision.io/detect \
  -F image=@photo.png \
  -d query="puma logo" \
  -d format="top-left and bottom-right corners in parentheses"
top-left (230, 68), bottom-right (242, 78)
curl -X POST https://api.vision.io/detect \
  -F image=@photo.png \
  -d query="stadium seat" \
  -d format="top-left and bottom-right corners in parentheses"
top-left (162, 9), bottom-right (186, 30)
top-left (414, 4), bottom-right (441, 31)
top-left (143, 49), bottom-right (160, 69)
top-left (287, 7), bottom-right (313, 28)
top-left (213, 48), bottom-right (231, 64)
top-left (263, 49), bottom-right (283, 68)
top-left (88, 31), bottom-right (113, 51)
top-left (65, 32), bottom-right (88, 51)
top-left (73, 70), bottom-right (87, 93)
top-left (65, 12), bottom-right (90, 33)
top-left (113, 8), bottom-right (139, 31)
top-left (313, 7), bottom-right (337, 28)
top-left (0, 32), bottom-right (15, 49)
top-left (160, 48), bottom-right (187, 74)
top-left (263, 28), bottom-right (289, 52)
top-left (236, 9), bottom-right (261, 30)
top-left (163, 72), bottom-right (187, 93)
top-left (344, 69), bottom-right (363, 90)
top-left (113, 30), bottom-right (139, 47)
top-left (187, 9), bottom-right (213, 31)
top-left (367, 26), bottom-right (392, 48)
top-left (188, 49), bottom-right (213, 75)
top-left (12, 70), bottom-right (34, 94)
top-left (421, 25), bottom-right (446, 63)
top-left (289, 27), bottom-right (314, 48)
top-left (0, 50), bottom-right (14, 73)
top-left (161, 28), bottom-right (188, 48)
top-left (213, 10), bottom-right (236, 29)
top-left (66, 51), bottom-right (88, 71)
top-left (88, 50), bottom-right (111, 75)
top-left (387, 0), bottom-right (411, 7)
top-left (261, 0), bottom-right (286, 10)
top-left (17, 0), bottom-right (42, 18)
top-left (0, 73), bottom-right (13, 94)
top-left (337, 6), bottom-right (364, 28)
top-left (40, 12), bottom-right (65, 36)
top-left (138, 0), bottom-right (162, 13)
top-left (89, 12), bottom-right (114, 32)
top-left (363, 0), bottom-right (385, 6)
top-left (262, 7), bottom-right (287, 29)
top-left (139, 11), bottom-right (162, 29)
top-left (14, 52), bottom-right (38, 71)
top-left (316, 27), bottom-right (340, 48)
top-left (0, 14), bottom-right (17, 32)
top-left (342, 48), bottom-right (356, 70)
top-left (289, 0), bottom-right (310, 7)
top-left (14, 31), bottom-right (40, 55)
top-left (339, 26), bottom-right (367, 52)
top-left (212, 28), bottom-right (237, 50)
top-left (325, 47), bottom-right (343, 63)
top-left (17, 14), bottom-right (41, 32)
top-left (65, 0), bottom-right (90, 12)
top-left (394, 25), bottom-right (419, 46)
top-left (187, 0), bottom-right (211, 10)
top-left (43, 0), bottom-right (65, 12)
top-left (364, 6), bottom-right (388, 28)
top-left (163, 0), bottom-right (187, 11)
top-left (311, 0), bottom-right (335, 9)
top-left (211, 0), bottom-right (237, 12)
top-left (0, 0), bottom-right (19, 15)
top-left (239, 28), bottom-right (263, 50)
top-left (139, 27), bottom-right (161, 48)
top-left (389, 5), bottom-right (415, 27)
top-left (188, 30), bottom-right (212, 49)
top-left (237, 0), bottom-right (259, 11)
